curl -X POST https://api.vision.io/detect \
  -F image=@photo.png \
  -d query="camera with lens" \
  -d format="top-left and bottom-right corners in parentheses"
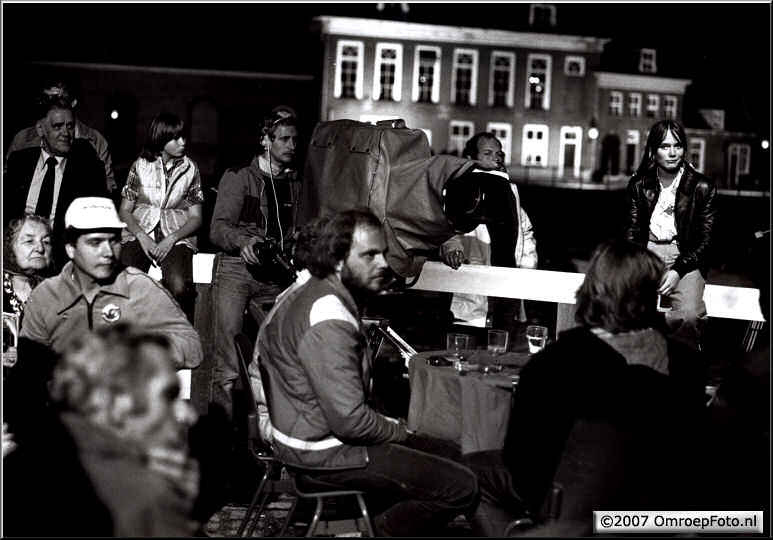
top-left (248, 239), bottom-right (297, 287)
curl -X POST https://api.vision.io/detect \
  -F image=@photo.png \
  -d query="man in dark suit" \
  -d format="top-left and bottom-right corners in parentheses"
top-left (4, 94), bottom-right (107, 269)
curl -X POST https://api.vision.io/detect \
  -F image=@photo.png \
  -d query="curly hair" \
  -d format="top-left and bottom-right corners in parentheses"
top-left (257, 109), bottom-right (298, 154)
top-left (292, 215), bottom-right (332, 271)
top-left (49, 323), bottom-right (175, 417)
top-left (574, 237), bottom-right (664, 333)
top-left (3, 213), bottom-right (54, 278)
top-left (307, 209), bottom-right (382, 279)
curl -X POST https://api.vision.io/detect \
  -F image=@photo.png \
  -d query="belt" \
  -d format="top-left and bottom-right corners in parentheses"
top-left (648, 234), bottom-right (677, 245)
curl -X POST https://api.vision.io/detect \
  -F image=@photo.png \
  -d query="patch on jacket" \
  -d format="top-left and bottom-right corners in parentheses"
top-left (309, 295), bottom-right (359, 330)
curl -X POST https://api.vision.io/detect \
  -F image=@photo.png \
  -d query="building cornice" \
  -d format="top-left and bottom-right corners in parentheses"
top-left (595, 71), bottom-right (692, 94)
top-left (313, 16), bottom-right (609, 53)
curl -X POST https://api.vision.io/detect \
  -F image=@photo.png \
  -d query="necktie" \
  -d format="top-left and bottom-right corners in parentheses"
top-left (35, 156), bottom-right (58, 218)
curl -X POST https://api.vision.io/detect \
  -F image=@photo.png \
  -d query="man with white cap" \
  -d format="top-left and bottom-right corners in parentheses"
top-left (17, 196), bottom-right (202, 371)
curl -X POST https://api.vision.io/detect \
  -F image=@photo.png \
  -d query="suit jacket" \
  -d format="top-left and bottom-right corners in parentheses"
top-left (4, 139), bottom-right (108, 267)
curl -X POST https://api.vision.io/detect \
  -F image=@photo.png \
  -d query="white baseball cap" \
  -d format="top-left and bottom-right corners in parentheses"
top-left (64, 197), bottom-right (127, 230)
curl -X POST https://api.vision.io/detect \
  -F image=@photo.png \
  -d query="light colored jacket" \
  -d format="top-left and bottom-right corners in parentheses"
top-left (442, 180), bottom-right (538, 326)
top-left (20, 262), bottom-right (202, 369)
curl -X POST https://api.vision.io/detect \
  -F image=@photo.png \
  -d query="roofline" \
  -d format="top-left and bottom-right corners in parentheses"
top-left (312, 15), bottom-right (610, 53)
top-left (595, 71), bottom-right (692, 94)
top-left (18, 60), bottom-right (315, 82)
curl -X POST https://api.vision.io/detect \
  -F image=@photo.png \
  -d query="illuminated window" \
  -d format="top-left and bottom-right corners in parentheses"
top-left (525, 53), bottom-right (552, 110)
top-left (451, 49), bottom-right (478, 106)
top-left (334, 40), bottom-right (364, 99)
top-left (373, 43), bottom-right (403, 102)
top-left (628, 93), bottom-right (641, 117)
top-left (646, 94), bottom-right (660, 118)
top-left (639, 48), bottom-right (657, 74)
top-left (688, 138), bottom-right (705, 173)
top-left (448, 120), bottom-right (474, 156)
top-left (521, 124), bottom-right (549, 167)
top-left (728, 143), bottom-right (751, 175)
top-left (625, 130), bottom-right (640, 174)
top-left (700, 109), bottom-right (725, 130)
top-left (529, 3), bottom-right (557, 28)
top-left (489, 51), bottom-right (515, 108)
top-left (609, 91), bottom-right (623, 116)
top-left (664, 95), bottom-right (678, 119)
top-left (564, 56), bottom-right (585, 77)
top-left (559, 126), bottom-right (582, 178)
top-left (413, 46), bottom-right (441, 103)
top-left (486, 122), bottom-right (513, 166)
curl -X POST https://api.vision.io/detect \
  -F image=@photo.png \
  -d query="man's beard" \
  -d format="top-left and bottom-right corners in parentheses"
top-left (341, 265), bottom-right (387, 298)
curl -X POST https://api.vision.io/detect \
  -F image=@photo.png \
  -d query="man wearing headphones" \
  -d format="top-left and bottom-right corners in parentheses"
top-left (209, 109), bottom-right (301, 428)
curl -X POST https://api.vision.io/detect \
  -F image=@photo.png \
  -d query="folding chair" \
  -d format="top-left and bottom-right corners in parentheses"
top-left (234, 333), bottom-right (376, 537)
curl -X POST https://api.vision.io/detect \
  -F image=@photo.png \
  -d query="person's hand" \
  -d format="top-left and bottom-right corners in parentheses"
top-left (658, 269), bottom-right (680, 296)
top-left (3, 423), bottom-right (17, 459)
top-left (152, 235), bottom-right (178, 264)
top-left (137, 231), bottom-right (158, 264)
top-left (443, 249), bottom-right (466, 270)
top-left (238, 236), bottom-right (260, 265)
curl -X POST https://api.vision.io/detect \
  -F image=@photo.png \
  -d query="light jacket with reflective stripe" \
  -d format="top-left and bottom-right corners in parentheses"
top-left (257, 274), bottom-right (407, 470)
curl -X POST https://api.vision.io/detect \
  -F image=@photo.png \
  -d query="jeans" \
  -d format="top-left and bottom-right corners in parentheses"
top-left (647, 242), bottom-right (708, 351)
top-left (120, 239), bottom-right (196, 322)
top-left (210, 254), bottom-right (282, 421)
top-left (300, 434), bottom-right (479, 536)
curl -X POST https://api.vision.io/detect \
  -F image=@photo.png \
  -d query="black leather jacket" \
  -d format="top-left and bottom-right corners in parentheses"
top-left (625, 164), bottom-right (717, 278)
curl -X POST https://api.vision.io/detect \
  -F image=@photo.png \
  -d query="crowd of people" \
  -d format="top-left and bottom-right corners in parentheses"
top-left (2, 76), bottom-right (767, 537)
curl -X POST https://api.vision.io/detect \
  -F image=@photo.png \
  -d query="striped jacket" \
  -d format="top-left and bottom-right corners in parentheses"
top-left (257, 274), bottom-right (407, 470)
top-left (120, 156), bottom-right (204, 252)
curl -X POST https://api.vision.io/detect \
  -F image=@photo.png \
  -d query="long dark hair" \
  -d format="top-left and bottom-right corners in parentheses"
top-left (307, 209), bottom-right (382, 279)
top-left (574, 237), bottom-right (664, 333)
top-left (634, 119), bottom-right (688, 177)
top-left (140, 112), bottom-right (188, 161)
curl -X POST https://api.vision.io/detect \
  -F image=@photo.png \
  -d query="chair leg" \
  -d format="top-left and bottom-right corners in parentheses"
top-left (305, 497), bottom-right (325, 537)
top-left (237, 463), bottom-right (274, 537)
top-left (356, 493), bottom-right (376, 536)
top-left (279, 496), bottom-right (299, 537)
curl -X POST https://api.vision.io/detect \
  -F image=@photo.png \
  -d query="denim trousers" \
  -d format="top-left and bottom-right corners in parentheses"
top-left (119, 239), bottom-right (196, 322)
top-left (301, 435), bottom-right (480, 536)
top-left (210, 254), bottom-right (281, 420)
top-left (647, 242), bottom-right (708, 351)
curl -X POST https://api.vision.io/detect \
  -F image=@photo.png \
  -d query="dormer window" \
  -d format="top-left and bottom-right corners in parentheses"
top-left (529, 4), bottom-right (556, 29)
top-left (639, 48), bottom-right (657, 74)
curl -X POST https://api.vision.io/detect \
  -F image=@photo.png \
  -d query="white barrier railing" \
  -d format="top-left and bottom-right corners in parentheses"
top-left (192, 254), bottom-right (764, 323)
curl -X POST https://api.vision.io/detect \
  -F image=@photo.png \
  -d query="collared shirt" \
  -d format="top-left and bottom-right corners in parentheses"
top-left (24, 149), bottom-right (66, 223)
top-left (19, 261), bottom-right (203, 369)
top-left (120, 156), bottom-right (204, 251)
top-left (649, 165), bottom-right (684, 241)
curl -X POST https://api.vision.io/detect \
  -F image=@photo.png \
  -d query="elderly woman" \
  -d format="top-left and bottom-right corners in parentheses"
top-left (3, 213), bottom-right (54, 371)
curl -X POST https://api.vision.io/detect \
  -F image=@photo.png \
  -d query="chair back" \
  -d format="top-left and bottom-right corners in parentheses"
top-left (234, 333), bottom-right (272, 456)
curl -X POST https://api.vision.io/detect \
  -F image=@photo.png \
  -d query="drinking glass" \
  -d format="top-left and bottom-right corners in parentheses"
top-left (525, 325), bottom-right (548, 355)
top-left (446, 333), bottom-right (470, 361)
top-left (487, 329), bottom-right (509, 358)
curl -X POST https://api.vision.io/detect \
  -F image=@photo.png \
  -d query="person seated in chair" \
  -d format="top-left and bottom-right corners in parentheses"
top-left (257, 209), bottom-right (479, 536)
top-left (461, 237), bottom-right (707, 535)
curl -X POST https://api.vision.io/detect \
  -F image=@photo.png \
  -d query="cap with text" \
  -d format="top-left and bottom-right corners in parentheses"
top-left (65, 197), bottom-right (127, 230)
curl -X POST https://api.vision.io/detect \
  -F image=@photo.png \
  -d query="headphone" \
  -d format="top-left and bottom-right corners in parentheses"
top-left (261, 109), bottom-right (294, 148)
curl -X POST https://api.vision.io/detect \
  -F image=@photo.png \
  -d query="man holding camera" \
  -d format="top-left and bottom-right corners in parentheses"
top-left (209, 108), bottom-right (301, 424)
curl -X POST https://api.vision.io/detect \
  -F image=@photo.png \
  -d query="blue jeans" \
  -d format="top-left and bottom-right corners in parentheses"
top-left (210, 254), bottom-right (282, 420)
top-left (647, 242), bottom-right (708, 351)
top-left (299, 435), bottom-right (480, 536)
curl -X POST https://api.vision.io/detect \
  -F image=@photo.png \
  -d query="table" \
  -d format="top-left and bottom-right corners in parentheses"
top-left (407, 349), bottom-right (528, 454)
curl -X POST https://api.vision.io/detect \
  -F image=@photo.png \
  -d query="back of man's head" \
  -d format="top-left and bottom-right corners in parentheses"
top-left (50, 324), bottom-right (172, 417)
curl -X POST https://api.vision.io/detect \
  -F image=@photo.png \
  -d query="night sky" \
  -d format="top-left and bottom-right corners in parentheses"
top-left (2, 1), bottom-right (770, 134)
